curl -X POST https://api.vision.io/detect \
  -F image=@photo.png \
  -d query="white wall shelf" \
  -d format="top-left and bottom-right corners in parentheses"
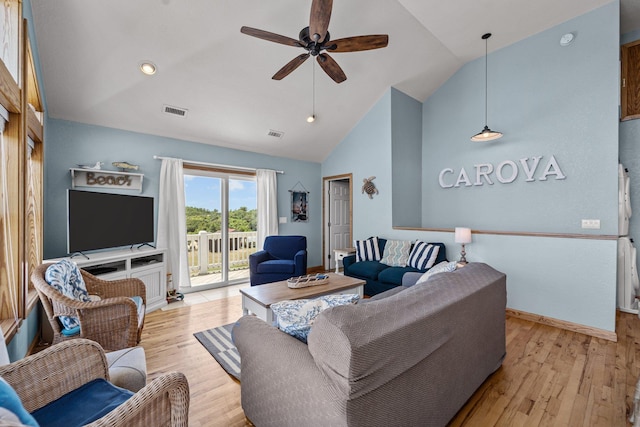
top-left (70, 168), bottom-right (144, 193)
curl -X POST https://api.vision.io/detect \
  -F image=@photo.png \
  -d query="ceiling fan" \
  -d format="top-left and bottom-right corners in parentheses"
top-left (240, 0), bottom-right (389, 84)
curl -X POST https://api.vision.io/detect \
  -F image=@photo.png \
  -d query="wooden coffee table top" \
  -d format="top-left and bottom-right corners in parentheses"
top-left (240, 273), bottom-right (365, 308)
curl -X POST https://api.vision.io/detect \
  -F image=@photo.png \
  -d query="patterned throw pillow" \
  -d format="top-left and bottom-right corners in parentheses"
top-left (45, 259), bottom-right (91, 330)
top-left (354, 237), bottom-right (381, 262)
top-left (407, 241), bottom-right (440, 270)
top-left (415, 261), bottom-right (458, 285)
top-left (271, 294), bottom-right (360, 343)
top-left (379, 240), bottom-right (412, 267)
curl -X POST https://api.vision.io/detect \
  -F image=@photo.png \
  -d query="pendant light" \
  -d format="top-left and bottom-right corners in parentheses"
top-left (471, 33), bottom-right (502, 142)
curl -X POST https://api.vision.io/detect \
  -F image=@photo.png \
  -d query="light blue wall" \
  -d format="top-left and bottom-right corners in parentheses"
top-left (6, 309), bottom-right (39, 362)
top-left (322, 2), bottom-right (619, 333)
top-left (43, 119), bottom-right (323, 267)
top-left (622, 29), bottom-right (640, 45)
top-left (422, 4), bottom-right (619, 234)
top-left (323, 90), bottom-right (392, 239)
top-left (391, 88), bottom-right (422, 227)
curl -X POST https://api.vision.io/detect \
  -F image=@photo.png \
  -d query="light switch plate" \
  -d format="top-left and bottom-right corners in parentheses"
top-left (279, 216), bottom-right (287, 224)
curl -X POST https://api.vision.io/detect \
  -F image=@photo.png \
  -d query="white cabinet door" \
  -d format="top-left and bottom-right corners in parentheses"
top-left (131, 267), bottom-right (166, 312)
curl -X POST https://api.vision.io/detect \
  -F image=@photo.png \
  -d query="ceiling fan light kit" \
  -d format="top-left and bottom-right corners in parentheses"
top-left (240, 0), bottom-right (389, 84)
top-left (470, 33), bottom-right (503, 142)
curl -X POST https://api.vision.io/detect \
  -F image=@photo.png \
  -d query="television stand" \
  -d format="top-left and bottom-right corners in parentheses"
top-left (45, 247), bottom-right (167, 313)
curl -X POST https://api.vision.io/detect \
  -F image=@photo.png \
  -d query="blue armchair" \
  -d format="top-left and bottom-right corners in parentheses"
top-left (249, 235), bottom-right (307, 286)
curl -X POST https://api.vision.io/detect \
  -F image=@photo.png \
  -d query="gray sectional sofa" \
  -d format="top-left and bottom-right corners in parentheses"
top-left (233, 262), bottom-right (507, 427)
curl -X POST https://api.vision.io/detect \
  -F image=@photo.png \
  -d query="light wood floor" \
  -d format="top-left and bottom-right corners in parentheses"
top-left (141, 296), bottom-right (640, 427)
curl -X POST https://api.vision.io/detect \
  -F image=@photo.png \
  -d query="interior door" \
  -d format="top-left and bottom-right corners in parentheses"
top-left (328, 180), bottom-right (351, 269)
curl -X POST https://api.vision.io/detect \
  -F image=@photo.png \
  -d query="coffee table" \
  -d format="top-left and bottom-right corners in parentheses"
top-left (239, 273), bottom-right (365, 324)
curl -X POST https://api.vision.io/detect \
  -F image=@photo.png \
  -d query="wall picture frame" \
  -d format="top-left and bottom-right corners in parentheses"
top-left (291, 191), bottom-right (308, 222)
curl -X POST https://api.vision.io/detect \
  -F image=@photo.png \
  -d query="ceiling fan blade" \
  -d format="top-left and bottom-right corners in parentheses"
top-left (317, 53), bottom-right (346, 84)
top-left (272, 54), bottom-right (310, 80)
top-left (240, 26), bottom-right (301, 47)
top-left (329, 35), bottom-right (389, 52)
top-left (309, 0), bottom-right (333, 43)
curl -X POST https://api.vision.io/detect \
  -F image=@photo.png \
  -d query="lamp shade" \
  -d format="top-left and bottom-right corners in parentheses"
top-left (454, 227), bottom-right (472, 244)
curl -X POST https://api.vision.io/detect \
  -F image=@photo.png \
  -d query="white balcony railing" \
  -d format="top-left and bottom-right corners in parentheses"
top-left (186, 231), bottom-right (258, 277)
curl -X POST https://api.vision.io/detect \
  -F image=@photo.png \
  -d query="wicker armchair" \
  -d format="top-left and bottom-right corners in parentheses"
top-left (0, 339), bottom-right (189, 426)
top-left (32, 263), bottom-right (146, 351)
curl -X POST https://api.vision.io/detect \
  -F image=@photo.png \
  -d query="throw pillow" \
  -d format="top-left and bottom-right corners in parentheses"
top-left (45, 260), bottom-right (91, 331)
top-left (415, 261), bottom-right (458, 285)
top-left (0, 378), bottom-right (39, 427)
top-left (379, 240), bottom-right (412, 267)
top-left (354, 237), bottom-right (381, 262)
top-left (407, 241), bottom-right (440, 270)
top-left (271, 294), bottom-right (360, 343)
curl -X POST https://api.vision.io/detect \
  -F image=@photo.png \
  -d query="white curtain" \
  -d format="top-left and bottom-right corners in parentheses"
top-left (256, 169), bottom-right (278, 249)
top-left (157, 158), bottom-right (191, 290)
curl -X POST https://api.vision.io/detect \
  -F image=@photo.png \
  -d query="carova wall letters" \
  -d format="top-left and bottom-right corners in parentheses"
top-left (438, 155), bottom-right (566, 189)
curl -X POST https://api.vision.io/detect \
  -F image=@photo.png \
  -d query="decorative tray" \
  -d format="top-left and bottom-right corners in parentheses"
top-left (287, 274), bottom-right (330, 289)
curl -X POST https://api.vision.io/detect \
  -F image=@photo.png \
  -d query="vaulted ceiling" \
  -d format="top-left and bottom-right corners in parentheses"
top-left (31, 0), bottom-right (630, 162)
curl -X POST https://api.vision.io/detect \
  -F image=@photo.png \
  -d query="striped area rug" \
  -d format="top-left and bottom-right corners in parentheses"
top-left (194, 322), bottom-right (241, 381)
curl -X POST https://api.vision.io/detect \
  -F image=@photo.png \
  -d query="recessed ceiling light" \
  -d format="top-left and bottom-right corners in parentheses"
top-left (139, 61), bottom-right (157, 75)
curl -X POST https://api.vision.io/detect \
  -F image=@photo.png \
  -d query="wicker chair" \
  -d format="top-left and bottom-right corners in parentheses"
top-left (32, 263), bottom-right (146, 351)
top-left (0, 339), bottom-right (189, 426)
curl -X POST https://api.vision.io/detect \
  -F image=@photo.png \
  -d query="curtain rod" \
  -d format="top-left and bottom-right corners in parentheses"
top-left (153, 156), bottom-right (284, 174)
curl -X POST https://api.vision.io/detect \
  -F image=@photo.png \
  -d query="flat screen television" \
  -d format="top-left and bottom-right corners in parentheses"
top-left (67, 189), bottom-right (154, 254)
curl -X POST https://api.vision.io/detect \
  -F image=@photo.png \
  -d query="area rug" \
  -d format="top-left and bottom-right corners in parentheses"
top-left (194, 322), bottom-right (241, 381)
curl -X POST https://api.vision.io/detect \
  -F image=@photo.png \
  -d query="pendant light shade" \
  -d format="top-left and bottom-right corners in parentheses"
top-left (471, 33), bottom-right (502, 142)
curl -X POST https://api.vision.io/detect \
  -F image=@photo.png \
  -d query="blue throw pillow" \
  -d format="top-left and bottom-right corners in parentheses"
top-left (407, 241), bottom-right (440, 271)
top-left (354, 237), bottom-right (381, 262)
top-left (45, 260), bottom-right (91, 331)
top-left (0, 377), bottom-right (39, 427)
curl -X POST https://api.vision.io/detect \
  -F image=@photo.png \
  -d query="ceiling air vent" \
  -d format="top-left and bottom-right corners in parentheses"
top-left (267, 129), bottom-right (284, 138)
top-left (163, 104), bottom-right (188, 118)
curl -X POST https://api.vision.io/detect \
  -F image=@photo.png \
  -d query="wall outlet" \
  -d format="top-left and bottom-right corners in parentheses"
top-left (581, 219), bottom-right (600, 229)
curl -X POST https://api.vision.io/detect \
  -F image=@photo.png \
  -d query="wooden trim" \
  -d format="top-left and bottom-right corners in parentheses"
top-left (393, 226), bottom-right (617, 241)
top-left (25, 290), bottom-right (38, 313)
top-left (26, 108), bottom-right (42, 143)
top-left (506, 308), bottom-right (617, 342)
top-left (0, 56), bottom-right (20, 114)
top-left (183, 164), bottom-right (256, 177)
top-left (1, 319), bottom-right (20, 343)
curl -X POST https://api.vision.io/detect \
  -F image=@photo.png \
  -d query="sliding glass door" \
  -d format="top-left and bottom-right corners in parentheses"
top-left (184, 167), bottom-right (257, 288)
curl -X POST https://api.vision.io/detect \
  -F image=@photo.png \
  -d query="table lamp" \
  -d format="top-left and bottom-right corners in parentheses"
top-left (454, 227), bottom-right (472, 264)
